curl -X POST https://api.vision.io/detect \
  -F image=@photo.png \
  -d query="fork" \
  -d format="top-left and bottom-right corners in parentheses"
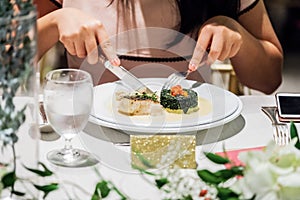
top-left (162, 48), bottom-right (210, 90)
top-left (261, 106), bottom-right (291, 146)
top-left (162, 71), bottom-right (190, 90)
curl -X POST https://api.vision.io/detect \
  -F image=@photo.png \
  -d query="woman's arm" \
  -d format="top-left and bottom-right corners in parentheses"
top-left (34, 0), bottom-right (60, 59)
top-left (189, 0), bottom-right (283, 94)
top-left (37, 10), bottom-right (60, 60)
top-left (232, 0), bottom-right (283, 94)
top-left (36, 7), bottom-right (120, 65)
top-left (34, 0), bottom-right (59, 17)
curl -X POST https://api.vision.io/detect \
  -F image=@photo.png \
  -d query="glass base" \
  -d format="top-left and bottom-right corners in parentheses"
top-left (1, 196), bottom-right (21, 200)
top-left (47, 148), bottom-right (96, 167)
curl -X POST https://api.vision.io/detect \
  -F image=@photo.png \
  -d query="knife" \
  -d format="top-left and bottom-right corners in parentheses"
top-left (99, 56), bottom-right (154, 94)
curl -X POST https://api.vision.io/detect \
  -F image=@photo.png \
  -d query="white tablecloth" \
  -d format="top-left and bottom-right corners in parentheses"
top-left (37, 95), bottom-right (295, 199)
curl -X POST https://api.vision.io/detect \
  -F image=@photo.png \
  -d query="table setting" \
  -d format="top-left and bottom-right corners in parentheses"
top-left (34, 71), bottom-right (300, 199)
top-left (1, 63), bottom-right (300, 199)
top-left (33, 93), bottom-right (300, 200)
top-left (1, 1), bottom-right (300, 199)
top-left (1, 33), bottom-right (300, 200)
top-left (1, 52), bottom-right (299, 199)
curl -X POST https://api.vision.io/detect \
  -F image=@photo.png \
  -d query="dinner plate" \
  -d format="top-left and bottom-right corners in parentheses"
top-left (90, 78), bottom-right (243, 133)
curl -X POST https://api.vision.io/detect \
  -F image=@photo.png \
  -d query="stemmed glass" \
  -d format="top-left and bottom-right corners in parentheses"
top-left (43, 69), bottom-right (93, 167)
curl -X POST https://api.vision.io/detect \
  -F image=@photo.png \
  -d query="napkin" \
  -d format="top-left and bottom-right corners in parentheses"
top-left (216, 146), bottom-right (265, 167)
top-left (131, 135), bottom-right (196, 169)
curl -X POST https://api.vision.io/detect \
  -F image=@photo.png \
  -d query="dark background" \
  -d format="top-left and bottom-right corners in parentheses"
top-left (266, 0), bottom-right (300, 53)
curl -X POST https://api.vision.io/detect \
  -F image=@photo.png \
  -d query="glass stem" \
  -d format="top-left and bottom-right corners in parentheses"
top-left (60, 138), bottom-right (80, 162)
top-left (64, 138), bottom-right (73, 151)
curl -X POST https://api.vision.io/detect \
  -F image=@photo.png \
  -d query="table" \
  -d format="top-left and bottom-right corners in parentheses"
top-left (37, 95), bottom-right (297, 199)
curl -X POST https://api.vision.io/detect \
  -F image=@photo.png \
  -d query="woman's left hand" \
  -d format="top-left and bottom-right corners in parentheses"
top-left (189, 16), bottom-right (243, 71)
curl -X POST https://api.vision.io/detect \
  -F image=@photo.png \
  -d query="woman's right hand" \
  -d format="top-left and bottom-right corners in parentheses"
top-left (54, 8), bottom-right (120, 65)
top-left (189, 16), bottom-right (243, 71)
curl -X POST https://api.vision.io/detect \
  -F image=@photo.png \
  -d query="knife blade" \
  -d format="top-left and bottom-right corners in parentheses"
top-left (101, 57), bottom-right (154, 94)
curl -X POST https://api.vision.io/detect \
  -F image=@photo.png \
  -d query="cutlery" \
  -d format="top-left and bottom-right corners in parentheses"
top-left (162, 69), bottom-right (207, 90)
top-left (189, 81), bottom-right (204, 89)
top-left (113, 142), bottom-right (130, 146)
top-left (39, 102), bottom-right (54, 133)
top-left (99, 55), bottom-right (154, 94)
top-left (162, 49), bottom-right (209, 90)
top-left (162, 71), bottom-right (190, 90)
top-left (261, 106), bottom-right (291, 145)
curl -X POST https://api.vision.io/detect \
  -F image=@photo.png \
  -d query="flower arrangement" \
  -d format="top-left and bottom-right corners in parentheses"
top-left (0, 0), bottom-right (59, 199)
top-left (90, 122), bottom-right (300, 200)
top-left (0, 0), bottom-right (35, 148)
top-left (231, 122), bottom-right (300, 200)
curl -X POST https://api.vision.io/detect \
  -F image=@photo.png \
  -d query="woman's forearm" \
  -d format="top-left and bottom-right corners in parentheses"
top-left (231, 24), bottom-right (283, 94)
top-left (37, 11), bottom-right (60, 60)
top-left (36, 8), bottom-right (120, 65)
top-left (230, 0), bottom-right (283, 94)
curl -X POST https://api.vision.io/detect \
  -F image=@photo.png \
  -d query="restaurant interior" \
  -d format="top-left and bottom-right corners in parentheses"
top-left (1, 0), bottom-right (300, 199)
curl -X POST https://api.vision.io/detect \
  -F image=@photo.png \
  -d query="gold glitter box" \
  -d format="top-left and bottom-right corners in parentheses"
top-left (131, 135), bottom-right (196, 169)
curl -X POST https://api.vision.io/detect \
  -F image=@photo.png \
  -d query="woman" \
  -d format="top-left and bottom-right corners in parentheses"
top-left (35, 0), bottom-right (283, 94)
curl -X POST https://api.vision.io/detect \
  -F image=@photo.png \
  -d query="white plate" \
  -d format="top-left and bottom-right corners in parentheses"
top-left (90, 78), bottom-right (243, 133)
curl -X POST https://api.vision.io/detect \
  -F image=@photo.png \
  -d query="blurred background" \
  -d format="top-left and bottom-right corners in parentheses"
top-left (265, 0), bottom-right (300, 94)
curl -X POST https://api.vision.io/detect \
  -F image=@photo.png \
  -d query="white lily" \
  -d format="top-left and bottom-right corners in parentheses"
top-left (231, 139), bottom-right (300, 200)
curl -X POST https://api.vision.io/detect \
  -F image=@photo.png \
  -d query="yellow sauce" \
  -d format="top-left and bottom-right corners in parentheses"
top-left (119, 97), bottom-right (213, 125)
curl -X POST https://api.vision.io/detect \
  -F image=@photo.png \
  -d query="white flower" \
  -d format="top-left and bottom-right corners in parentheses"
top-left (157, 169), bottom-right (218, 200)
top-left (231, 139), bottom-right (300, 200)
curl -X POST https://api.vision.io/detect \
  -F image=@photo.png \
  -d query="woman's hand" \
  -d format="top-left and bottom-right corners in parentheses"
top-left (189, 16), bottom-right (242, 71)
top-left (54, 8), bottom-right (120, 65)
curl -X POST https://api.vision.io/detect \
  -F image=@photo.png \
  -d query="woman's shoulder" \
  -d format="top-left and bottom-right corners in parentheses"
top-left (49, 0), bottom-right (62, 8)
top-left (239, 0), bottom-right (260, 15)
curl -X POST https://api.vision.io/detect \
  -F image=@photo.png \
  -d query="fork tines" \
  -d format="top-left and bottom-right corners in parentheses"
top-left (163, 71), bottom-right (189, 90)
top-left (273, 124), bottom-right (291, 146)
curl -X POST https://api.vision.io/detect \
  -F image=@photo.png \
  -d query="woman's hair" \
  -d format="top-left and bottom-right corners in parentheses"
top-left (177, 0), bottom-right (240, 34)
top-left (109, 0), bottom-right (240, 34)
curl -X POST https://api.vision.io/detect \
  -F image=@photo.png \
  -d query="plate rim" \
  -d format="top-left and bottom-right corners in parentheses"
top-left (90, 78), bottom-right (243, 133)
top-left (89, 97), bottom-right (243, 133)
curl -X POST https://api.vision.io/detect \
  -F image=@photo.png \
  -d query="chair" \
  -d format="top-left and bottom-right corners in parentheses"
top-left (38, 43), bottom-right (66, 85)
top-left (211, 60), bottom-right (251, 95)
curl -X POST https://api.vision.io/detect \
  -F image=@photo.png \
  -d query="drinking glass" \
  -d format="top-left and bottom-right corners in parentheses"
top-left (43, 69), bottom-right (93, 167)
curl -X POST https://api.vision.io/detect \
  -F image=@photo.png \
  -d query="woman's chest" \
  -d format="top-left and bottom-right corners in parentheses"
top-left (62, 0), bottom-right (180, 34)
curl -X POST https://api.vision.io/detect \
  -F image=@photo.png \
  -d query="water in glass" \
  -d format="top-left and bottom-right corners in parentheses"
top-left (43, 69), bottom-right (95, 167)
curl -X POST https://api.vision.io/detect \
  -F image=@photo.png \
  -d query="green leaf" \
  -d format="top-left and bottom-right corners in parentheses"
top-left (182, 195), bottom-right (193, 200)
top-left (155, 178), bottom-right (169, 189)
top-left (33, 183), bottom-right (59, 199)
top-left (198, 167), bottom-right (243, 186)
top-left (231, 166), bottom-right (244, 176)
top-left (290, 121), bottom-right (300, 149)
top-left (1, 171), bottom-right (16, 188)
top-left (131, 165), bottom-right (156, 176)
top-left (197, 169), bottom-right (221, 185)
top-left (217, 187), bottom-right (239, 200)
top-left (92, 181), bottom-right (111, 200)
top-left (91, 192), bottom-right (101, 200)
top-left (290, 121), bottom-right (298, 139)
top-left (220, 197), bottom-right (240, 200)
top-left (134, 152), bottom-right (154, 168)
top-left (11, 190), bottom-right (25, 196)
top-left (204, 152), bottom-right (230, 164)
top-left (214, 169), bottom-right (235, 180)
top-left (23, 162), bottom-right (53, 177)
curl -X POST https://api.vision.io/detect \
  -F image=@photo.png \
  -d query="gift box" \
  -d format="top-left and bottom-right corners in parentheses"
top-left (131, 135), bottom-right (196, 169)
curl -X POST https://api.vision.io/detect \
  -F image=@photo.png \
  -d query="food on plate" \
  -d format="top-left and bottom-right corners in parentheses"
top-left (116, 84), bottom-right (199, 116)
top-left (116, 91), bottom-right (162, 116)
top-left (160, 85), bottom-right (199, 114)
